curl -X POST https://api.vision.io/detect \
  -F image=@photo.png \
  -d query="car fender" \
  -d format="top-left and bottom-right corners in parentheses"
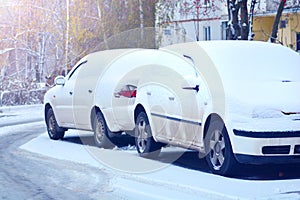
top-left (43, 86), bottom-right (65, 127)
top-left (133, 88), bottom-right (160, 141)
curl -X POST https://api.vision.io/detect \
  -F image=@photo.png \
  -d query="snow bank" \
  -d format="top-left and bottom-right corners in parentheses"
top-left (0, 104), bottom-right (44, 129)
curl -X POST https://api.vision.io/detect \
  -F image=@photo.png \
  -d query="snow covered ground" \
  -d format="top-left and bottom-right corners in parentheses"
top-left (1, 105), bottom-right (300, 199)
top-left (0, 104), bottom-right (43, 128)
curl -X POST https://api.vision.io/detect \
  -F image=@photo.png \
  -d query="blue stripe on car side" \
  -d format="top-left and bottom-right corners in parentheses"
top-left (151, 113), bottom-right (202, 126)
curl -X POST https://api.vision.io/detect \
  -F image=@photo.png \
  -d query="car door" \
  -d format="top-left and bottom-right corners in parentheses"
top-left (170, 74), bottom-right (208, 147)
top-left (149, 55), bottom-right (208, 148)
top-left (54, 63), bottom-right (83, 128)
top-left (73, 59), bottom-right (105, 130)
top-left (168, 55), bottom-right (209, 147)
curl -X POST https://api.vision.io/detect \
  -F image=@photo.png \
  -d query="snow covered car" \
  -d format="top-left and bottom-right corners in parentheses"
top-left (131, 41), bottom-right (300, 175)
top-left (44, 41), bottom-right (300, 176)
top-left (44, 48), bottom-right (189, 148)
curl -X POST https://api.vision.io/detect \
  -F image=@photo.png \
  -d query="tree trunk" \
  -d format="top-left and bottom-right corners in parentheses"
top-left (248, 0), bottom-right (257, 40)
top-left (270, 0), bottom-right (286, 43)
top-left (227, 0), bottom-right (241, 40)
top-left (65, 0), bottom-right (70, 73)
top-left (195, 5), bottom-right (200, 41)
top-left (138, 0), bottom-right (145, 47)
top-left (226, 0), bottom-right (235, 40)
top-left (240, 0), bottom-right (249, 40)
top-left (97, 0), bottom-right (109, 50)
top-left (38, 33), bottom-right (47, 82)
top-left (14, 40), bottom-right (20, 79)
top-left (232, 1), bottom-right (241, 40)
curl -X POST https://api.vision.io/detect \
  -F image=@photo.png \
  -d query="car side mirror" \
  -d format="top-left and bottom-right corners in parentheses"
top-left (54, 76), bottom-right (65, 86)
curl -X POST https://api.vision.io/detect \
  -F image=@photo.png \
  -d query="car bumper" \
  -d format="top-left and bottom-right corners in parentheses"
top-left (227, 118), bottom-right (300, 164)
top-left (231, 134), bottom-right (300, 164)
top-left (235, 154), bottom-right (300, 164)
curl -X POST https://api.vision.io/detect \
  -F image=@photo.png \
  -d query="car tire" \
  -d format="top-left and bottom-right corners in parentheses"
top-left (46, 108), bottom-right (65, 140)
top-left (205, 119), bottom-right (238, 176)
top-left (93, 112), bottom-right (115, 149)
top-left (135, 112), bottom-right (162, 158)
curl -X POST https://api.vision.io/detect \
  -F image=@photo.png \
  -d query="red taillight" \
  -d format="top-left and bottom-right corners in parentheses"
top-left (117, 89), bottom-right (136, 98)
top-left (131, 90), bottom-right (136, 97)
top-left (115, 85), bottom-right (137, 98)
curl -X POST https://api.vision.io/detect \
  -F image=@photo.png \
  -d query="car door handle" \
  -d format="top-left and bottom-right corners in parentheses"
top-left (169, 97), bottom-right (175, 101)
top-left (182, 85), bottom-right (199, 92)
top-left (114, 92), bottom-right (120, 98)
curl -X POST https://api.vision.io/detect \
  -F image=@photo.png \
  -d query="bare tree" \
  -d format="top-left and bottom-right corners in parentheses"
top-left (270, 0), bottom-right (287, 43)
top-left (248, 0), bottom-right (257, 40)
top-left (226, 0), bottom-right (258, 40)
top-left (240, 0), bottom-right (249, 40)
top-left (0, 0), bottom-right (158, 84)
top-left (96, 0), bottom-right (109, 49)
top-left (227, 0), bottom-right (251, 40)
top-left (138, 0), bottom-right (145, 43)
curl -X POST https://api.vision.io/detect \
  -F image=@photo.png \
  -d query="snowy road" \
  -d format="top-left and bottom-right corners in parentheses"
top-left (0, 105), bottom-right (43, 127)
top-left (1, 105), bottom-right (300, 199)
top-left (0, 122), bottom-right (119, 199)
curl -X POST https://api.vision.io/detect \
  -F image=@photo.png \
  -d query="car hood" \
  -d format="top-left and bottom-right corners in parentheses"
top-left (196, 41), bottom-right (300, 119)
top-left (225, 80), bottom-right (300, 119)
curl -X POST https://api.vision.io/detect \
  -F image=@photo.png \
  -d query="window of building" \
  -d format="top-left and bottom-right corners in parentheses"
top-left (297, 32), bottom-right (300, 52)
top-left (203, 26), bottom-right (211, 41)
top-left (164, 29), bottom-right (172, 36)
top-left (221, 21), bottom-right (228, 40)
top-left (203, 0), bottom-right (211, 7)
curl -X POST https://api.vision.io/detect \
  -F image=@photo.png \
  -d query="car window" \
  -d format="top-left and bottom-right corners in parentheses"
top-left (68, 60), bottom-right (88, 80)
top-left (183, 54), bottom-right (199, 77)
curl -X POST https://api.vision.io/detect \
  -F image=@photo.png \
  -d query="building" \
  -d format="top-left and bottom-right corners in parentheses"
top-left (157, 0), bottom-right (228, 46)
top-left (157, 0), bottom-right (300, 51)
top-left (253, 0), bottom-right (300, 51)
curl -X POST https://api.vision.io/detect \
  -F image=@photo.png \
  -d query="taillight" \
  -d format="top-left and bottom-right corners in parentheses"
top-left (115, 89), bottom-right (136, 98)
top-left (131, 90), bottom-right (136, 97)
top-left (115, 85), bottom-right (137, 98)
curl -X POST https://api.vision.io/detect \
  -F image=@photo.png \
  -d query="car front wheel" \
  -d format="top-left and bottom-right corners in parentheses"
top-left (93, 112), bottom-right (115, 149)
top-left (135, 112), bottom-right (162, 158)
top-left (205, 119), bottom-right (238, 176)
top-left (46, 108), bottom-right (65, 140)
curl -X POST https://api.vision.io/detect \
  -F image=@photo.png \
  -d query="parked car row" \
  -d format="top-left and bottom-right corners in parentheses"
top-left (44, 41), bottom-right (300, 176)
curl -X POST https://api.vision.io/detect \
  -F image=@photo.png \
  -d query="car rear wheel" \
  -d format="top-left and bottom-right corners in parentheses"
top-left (46, 108), bottom-right (65, 140)
top-left (205, 119), bottom-right (238, 176)
top-left (135, 112), bottom-right (161, 158)
top-left (93, 112), bottom-right (115, 149)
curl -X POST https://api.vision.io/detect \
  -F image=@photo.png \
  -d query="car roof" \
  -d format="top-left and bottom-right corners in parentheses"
top-left (161, 41), bottom-right (300, 82)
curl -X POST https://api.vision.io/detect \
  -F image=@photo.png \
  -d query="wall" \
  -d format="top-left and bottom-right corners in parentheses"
top-left (278, 12), bottom-right (300, 50)
top-left (252, 12), bottom-right (300, 50)
top-left (253, 16), bottom-right (274, 41)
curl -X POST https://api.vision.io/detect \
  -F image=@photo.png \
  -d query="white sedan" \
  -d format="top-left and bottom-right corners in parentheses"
top-left (44, 41), bottom-right (300, 176)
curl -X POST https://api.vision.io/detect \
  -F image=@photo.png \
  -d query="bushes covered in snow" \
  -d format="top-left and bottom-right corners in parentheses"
top-left (0, 76), bottom-right (46, 106)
